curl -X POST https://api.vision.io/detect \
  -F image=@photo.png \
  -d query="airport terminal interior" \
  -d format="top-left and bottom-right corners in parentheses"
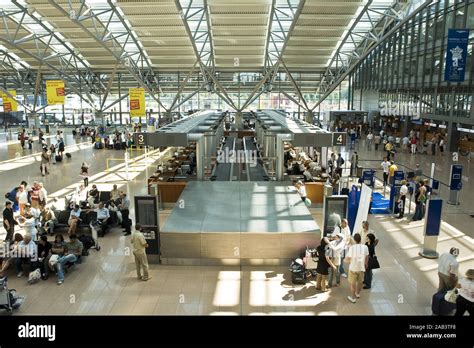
top-left (0, 0), bottom-right (473, 316)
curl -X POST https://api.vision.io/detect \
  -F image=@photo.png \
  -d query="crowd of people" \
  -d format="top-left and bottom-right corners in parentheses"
top-left (1, 179), bottom-right (133, 286)
top-left (302, 218), bottom-right (379, 304)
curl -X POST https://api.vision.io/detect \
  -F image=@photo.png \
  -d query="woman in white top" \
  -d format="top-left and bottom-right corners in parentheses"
top-left (455, 269), bottom-right (474, 316)
top-left (295, 181), bottom-right (307, 202)
top-left (16, 185), bottom-right (29, 216)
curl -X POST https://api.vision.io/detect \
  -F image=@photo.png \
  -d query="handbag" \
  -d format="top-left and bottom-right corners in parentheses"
top-left (444, 289), bottom-right (458, 303)
top-left (304, 198), bottom-right (312, 207)
top-left (367, 255), bottom-right (380, 269)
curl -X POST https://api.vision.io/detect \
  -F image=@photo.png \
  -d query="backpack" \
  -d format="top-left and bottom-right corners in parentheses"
top-left (28, 269), bottom-right (41, 284)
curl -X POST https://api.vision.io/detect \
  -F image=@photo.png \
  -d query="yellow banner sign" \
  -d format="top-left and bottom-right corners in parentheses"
top-left (46, 80), bottom-right (65, 105)
top-left (1, 90), bottom-right (18, 112)
top-left (129, 88), bottom-right (145, 117)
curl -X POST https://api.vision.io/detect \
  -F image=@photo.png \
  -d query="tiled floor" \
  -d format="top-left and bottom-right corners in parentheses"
top-left (0, 132), bottom-right (472, 315)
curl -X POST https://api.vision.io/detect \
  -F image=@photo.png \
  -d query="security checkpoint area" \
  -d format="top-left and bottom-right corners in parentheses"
top-left (0, 0), bottom-right (472, 345)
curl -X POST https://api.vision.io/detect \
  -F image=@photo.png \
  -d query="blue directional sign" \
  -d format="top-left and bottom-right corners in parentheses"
top-left (445, 29), bottom-right (469, 82)
top-left (449, 164), bottom-right (463, 191)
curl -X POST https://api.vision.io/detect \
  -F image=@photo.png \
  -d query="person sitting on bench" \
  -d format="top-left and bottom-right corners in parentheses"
top-left (87, 185), bottom-right (100, 208)
top-left (14, 233), bottom-right (38, 278)
top-left (56, 234), bottom-right (83, 285)
top-left (67, 204), bottom-right (82, 236)
top-left (95, 202), bottom-right (110, 235)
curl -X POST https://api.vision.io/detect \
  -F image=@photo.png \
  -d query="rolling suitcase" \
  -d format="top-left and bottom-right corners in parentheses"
top-left (431, 289), bottom-right (456, 315)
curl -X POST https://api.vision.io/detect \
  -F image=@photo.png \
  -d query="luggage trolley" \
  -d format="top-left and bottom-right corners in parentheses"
top-left (0, 276), bottom-right (25, 315)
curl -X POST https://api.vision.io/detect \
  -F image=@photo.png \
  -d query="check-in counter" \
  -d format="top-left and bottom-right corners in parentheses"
top-left (149, 181), bottom-right (188, 205)
top-left (305, 182), bottom-right (324, 204)
top-left (459, 139), bottom-right (473, 153)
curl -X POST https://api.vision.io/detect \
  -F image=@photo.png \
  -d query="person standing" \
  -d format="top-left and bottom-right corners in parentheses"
top-left (80, 162), bottom-right (89, 187)
top-left (131, 223), bottom-right (151, 281)
top-left (381, 158), bottom-right (390, 187)
top-left (439, 137), bottom-right (445, 156)
top-left (431, 135), bottom-right (437, 156)
top-left (19, 130), bottom-right (26, 149)
top-left (38, 183), bottom-right (47, 208)
top-left (366, 131), bottom-right (373, 151)
top-left (363, 233), bottom-right (378, 289)
top-left (401, 135), bottom-right (408, 153)
top-left (374, 134), bottom-right (381, 151)
top-left (346, 233), bottom-right (369, 303)
top-left (3, 201), bottom-right (18, 242)
top-left (398, 180), bottom-right (408, 218)
top-left (119, 192), bottom-right (131, 236)
top-left (315, 238), bottom-right (335, 292)
top-left (437, 248), bottom-right (460, 291)
top-left (40, 148), bottom-right (50, 176)
top-left (350, 152), bottom-right (358, 178)
top-left (385, 141), bottom-right (393, 161)
top-left (16, 184), bottom-right (29, 216)
top-left (412, 180), bottom-right (426, 221)
top-left (388, 161), bottom-right (398, 186)
top-left (324, 233), bottom-right (344, 288)
top-left (336, 153), bottom-right (345, 176)
top-left (332, 218), bottom-right (352, 278)
top-left (410, 135), bottom-right (417, 154)
top-left (454, 269), bottom-right (474, 316)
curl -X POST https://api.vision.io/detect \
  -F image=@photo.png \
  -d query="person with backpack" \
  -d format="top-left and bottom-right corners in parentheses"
top-left (412, 180), bottom-right (427, 221)
top-left (80, 162), bottom-right (89, 187)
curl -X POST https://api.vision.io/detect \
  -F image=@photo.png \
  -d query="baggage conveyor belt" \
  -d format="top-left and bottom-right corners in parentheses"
top-left (213, 137), bottom-right (236, 181)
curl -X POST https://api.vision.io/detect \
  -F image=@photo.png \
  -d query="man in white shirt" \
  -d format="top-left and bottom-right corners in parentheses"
top-left (324, 233), bottom-right (345, 287)
top-left (16, 185), bottom-right (29, 216)
top-left (14, 234), bottom-right (38, 277)
top-left (331, 218), bottom-right (352, 278)
top-left (438, 248), bottom-right (460, 291)
top-left (95, 202), bottom-right (110, 236)
top-left (346, 233), bottom-right (369, 303)
top-left (38, 183), bottom-right (47, 208)
top-left (402, 136), bottom-right (410, 153)
top-left (366, 132), bottom-right (373, 151)
top-left (381, 158), bottom-right (390, 186)
top-left (398, 180), bottom-right (408, 218)
top-left (131, 223), bottom-right (151, 281)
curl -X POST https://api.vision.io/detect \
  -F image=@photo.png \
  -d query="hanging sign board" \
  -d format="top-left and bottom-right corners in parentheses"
top-left (1, 90), bottom-right (17, 112)
top-left (46, 80), bottom-right (65, 105)
top-left (129, 88), bottom-right (146, 117)
top-left (444, 29), bottom-right (469, 82)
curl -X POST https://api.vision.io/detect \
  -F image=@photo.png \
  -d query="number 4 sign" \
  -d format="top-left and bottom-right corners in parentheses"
top-left (332, 132), bottom-right (346, 146)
